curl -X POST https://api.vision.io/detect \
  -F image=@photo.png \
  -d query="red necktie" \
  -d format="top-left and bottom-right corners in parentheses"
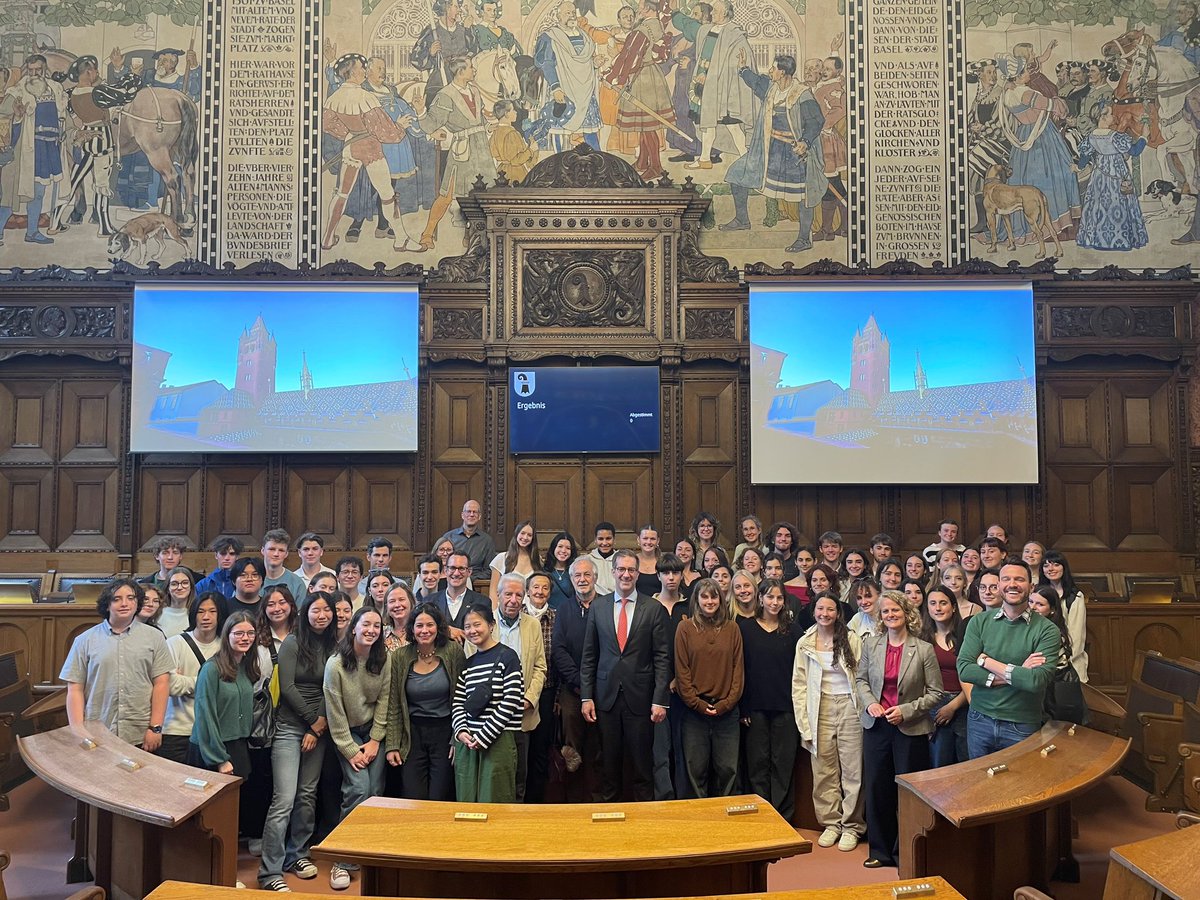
top-left (617, 597), bottom-right (630, 652)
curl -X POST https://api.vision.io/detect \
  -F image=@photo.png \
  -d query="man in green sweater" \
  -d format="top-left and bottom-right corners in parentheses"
top-left (957, 561), bottom-right (1060, 758)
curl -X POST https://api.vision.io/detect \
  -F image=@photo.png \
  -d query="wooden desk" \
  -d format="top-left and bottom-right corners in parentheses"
top-left (312, 794), bottom-right (810, 899)
top-left (18, 722), bottom-right (240, 900)
top-left (1103, 825), bottom-right (1200, 900)
top-left (897, 722), bottom-right (1129, 900)
top-left (146, 876), bottom-right (965, 900)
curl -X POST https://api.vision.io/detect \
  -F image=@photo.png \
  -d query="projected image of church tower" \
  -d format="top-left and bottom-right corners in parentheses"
top-left (760, 315), bottom-right (1036, 450)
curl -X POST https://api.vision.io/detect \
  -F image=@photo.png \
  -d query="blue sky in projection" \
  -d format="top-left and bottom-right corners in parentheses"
top-left (134, 285), bottom-right (418, 390)
top-left (749, 284), bottom-right (1035, 391)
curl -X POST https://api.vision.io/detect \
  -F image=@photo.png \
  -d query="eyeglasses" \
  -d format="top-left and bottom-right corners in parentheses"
top-left (169, 580), bottom-right (190, 587)
top-left (613, 566), bottom-right (637, 574)
top-left (237, 572), bottom-right (262, 580)
top-left (446, 565), bottom-right (468, 572)
top-left (230, 630), bottom-right (257, 639)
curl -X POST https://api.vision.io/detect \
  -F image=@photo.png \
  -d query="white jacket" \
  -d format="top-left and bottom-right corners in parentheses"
top-left (791, 626), bottom-right (862, 754)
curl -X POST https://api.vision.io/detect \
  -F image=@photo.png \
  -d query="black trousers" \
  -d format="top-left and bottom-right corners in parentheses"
top-left (596, 690), bottom-right (653, 802)
top-left (524, 687), bottom-right (557, 803)
top-left (743, 708), bottom-right (799, 820)
top-left (402, 715), bottom-right (455, 801)
top-left (863, 720), bottom-right (930, 865)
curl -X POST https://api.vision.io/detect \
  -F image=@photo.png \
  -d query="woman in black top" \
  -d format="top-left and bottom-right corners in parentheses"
top-left (739, 578), bottom-right (801, 818)
top-left (635, 525), bottom-right (662, 597)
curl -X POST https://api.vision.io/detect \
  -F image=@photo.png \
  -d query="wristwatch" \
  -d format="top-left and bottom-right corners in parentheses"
top-left (148, 725), bottom-right (163, 734)
top-left (977, 653), bottom-right (987, 667)
top-left (1004, 663), bottom-right (1015, 682)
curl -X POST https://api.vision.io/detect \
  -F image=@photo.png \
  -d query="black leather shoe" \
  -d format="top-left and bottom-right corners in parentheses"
top-left (863, 858), bottom-right (887, 869)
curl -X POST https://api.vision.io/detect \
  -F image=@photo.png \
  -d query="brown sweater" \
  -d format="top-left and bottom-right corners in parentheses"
top-left (674, 617), bottom-right (745, 716)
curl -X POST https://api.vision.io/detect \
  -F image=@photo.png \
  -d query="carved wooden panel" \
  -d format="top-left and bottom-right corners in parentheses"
top-left (1086, 605), bottom-right (1200, 695)
top-left (203, 467), bottom-right (268, 547)
top-left (681, 465), bottom-right (738, 545)
top-left (138, 467), bottom-right (203, 551)
top-left (349, 464), bottom-right (414, 550)
top-left (895, 489), bottom-right (969, 553)
top-left (1041, 379), bottom-right (1107, 465)
top-left (1112, 466), bottom-right (1176, 551)
top-left (428, 466), bottom-right (486, 545)
top-left (1044, 466), bottom-right (1111, 550)
top-left (57, 467), bottom-right (118, 551)
top-left (521, 249), bottom-right (646, 329)
top-left (513, 461), bottom-right (584, 542)
top-left (681, 378), bottom-right (737, 465)
top-left (0, 606), bottom-right (100, 687)
top-left (807, 488), bottom-right (889, 549)
top-left (745, 491), bottom-right (807, 543)
top-left (1110, 378), bottom-right (1173, 465)
top-left (286, 466), bottom-right (351, 550)
top-left (59, 380), bottom-right (122, 464)
top-left (960, 489), bottom-right (1034, 547)
top-left (0, 380), bottom-right (58, 465)
top-left (582, 461), bottom-right (655, 543)
top-left (429, 378), bottom-right (486, 465)
top-left (0, 468), bottom-right (53, 551)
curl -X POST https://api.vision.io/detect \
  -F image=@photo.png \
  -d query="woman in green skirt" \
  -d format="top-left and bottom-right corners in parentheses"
top-left (452, 603), bottom-right (524, 801)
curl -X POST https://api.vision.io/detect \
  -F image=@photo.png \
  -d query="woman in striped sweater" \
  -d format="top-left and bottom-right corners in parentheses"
top-left (452, 602), bottom-right (524, 802)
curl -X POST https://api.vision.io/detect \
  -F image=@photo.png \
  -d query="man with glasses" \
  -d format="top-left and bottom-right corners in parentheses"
top-left (437, 500), bottom-right (497, 581)
top-left (229, 557), bottom-right (267, 620)
top-left (580, 548), bottom-right (671, 802)
top-left (430, 551), bottom-right (488, 638)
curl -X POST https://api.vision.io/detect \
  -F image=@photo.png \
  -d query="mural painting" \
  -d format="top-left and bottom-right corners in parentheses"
top-left (0, 0), bottom-right (201, 268)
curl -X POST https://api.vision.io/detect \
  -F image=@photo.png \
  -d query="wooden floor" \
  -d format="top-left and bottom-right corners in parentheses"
top-left (0, 772), bottom-right (1178, 898)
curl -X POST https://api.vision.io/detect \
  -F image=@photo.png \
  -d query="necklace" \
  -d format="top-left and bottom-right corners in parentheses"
top-left (417, 648), bottom-right (436, 661)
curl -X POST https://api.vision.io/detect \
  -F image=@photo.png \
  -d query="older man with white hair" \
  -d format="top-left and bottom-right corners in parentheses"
top-left (468, 572), bottom-right (547, 801)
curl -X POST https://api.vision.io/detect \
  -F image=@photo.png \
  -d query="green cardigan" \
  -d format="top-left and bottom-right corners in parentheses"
top-left (385, 640), bottom-right (465, 761)
top-left (191, 658), bottom-right (253, 768)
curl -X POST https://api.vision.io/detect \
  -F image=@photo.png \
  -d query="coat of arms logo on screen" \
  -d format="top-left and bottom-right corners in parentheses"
top-left (514, 371), bottom-right (536, 397)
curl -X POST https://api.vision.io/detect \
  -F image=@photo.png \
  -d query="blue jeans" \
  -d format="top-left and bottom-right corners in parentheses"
top-left (966, 707), bottom-right (1039, 759)
top-left (928, 693), bottom-right (969, 767)
top-left (259, 719), bottom-right (327, 883)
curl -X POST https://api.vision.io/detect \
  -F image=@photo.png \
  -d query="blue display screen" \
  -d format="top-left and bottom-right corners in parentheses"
top-left (509, 367), bottom-right (660, 454)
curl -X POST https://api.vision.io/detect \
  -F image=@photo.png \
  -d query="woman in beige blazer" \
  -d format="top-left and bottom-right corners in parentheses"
top-left (854, 589), bottom-right (943, 870)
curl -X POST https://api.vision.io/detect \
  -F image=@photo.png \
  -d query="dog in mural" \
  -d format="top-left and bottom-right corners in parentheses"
top-left (981, 164), bottom-right (1064, 259)
top-left (1143, 179), bottom-right (1197, 223)
top-left (106, 211), bottom-right (188, 264)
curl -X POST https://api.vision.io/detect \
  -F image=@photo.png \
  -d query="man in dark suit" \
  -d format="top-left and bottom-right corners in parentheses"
top-left (429, 552), bottom-right (488, 639)
top-left (580, 548), bottom-right (671, 802)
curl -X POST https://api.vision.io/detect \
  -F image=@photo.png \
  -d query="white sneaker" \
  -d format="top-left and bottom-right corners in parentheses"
top-left (288, 857), bottom-right (318, 880)
top-left (838, 831), bottom-right (860, 851)
top-left (330, 864), bottom-right (351, 891)
top-left (817, 826), bottom-right (840, 847)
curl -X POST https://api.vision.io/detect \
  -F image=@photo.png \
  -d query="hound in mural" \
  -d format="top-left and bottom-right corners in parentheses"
top-left (981, 163), bottom-right (1064, 259)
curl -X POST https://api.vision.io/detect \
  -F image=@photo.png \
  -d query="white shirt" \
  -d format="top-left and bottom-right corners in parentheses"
top-left (612, 593), bottom-right (637, 632)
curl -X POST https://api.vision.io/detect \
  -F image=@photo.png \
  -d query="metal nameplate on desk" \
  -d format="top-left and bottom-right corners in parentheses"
top-left (892, 883), bottom-right (936, 897)
top-left (986, 764), bottom-right (1008, 777)
top-left (182, 777), bottom-right (211, 791)
top-left (79, 738), bottom-right (97, 751)
top-left (117, 757), bottom-right (142, 772)
top-left (591, 811), bottom-right (625, 822)
top-left (1041, 744), bottom-right (1057, 757)
top-left (726, 803), bottom-right (759, 815)
top-left (454, 811), bottom-right (488, 822)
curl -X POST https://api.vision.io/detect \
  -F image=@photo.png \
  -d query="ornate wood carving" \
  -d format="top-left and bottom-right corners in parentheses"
top-left (520, 144), bottom-right (645, 189)
top-left (683, 308), bottom-right (736, 341)
top-left (430, 219), bottom-right (489, 284)
top-left (1050, 306), bottom-right (1176, 340)
top-left (678, 222), bottom-right (735, 283)
top-left (522, 249), bottom-right (645, 328)
top-left (431, 308), bottom-right (484, 341)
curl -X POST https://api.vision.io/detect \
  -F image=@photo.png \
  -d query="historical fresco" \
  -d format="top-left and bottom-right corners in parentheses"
top-left (0, 0), bottom-right (1197, 272)
top-left (0, 0), bottom-right (203, 269)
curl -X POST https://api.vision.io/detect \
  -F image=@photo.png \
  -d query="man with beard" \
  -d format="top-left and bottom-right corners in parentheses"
top-left (412, 0), bottom-right (480, 111)
top-left (0, 55), bottom-right (66, 246)
top-left (534, 0), bottom-right (602, 151)
top-left (321, 53), bottom-right (422, 252)
top-left (607, 0), bottom-right (675, 179)
top-left (669, 0), bottom-right (754, 169)
top-left (48, 56), bottom-right (116, 238)
top-left (143, 49), bottom-right (201, 102)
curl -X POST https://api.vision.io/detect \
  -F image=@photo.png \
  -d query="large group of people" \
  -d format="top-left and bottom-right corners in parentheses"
top-left (61, 506), bottom-right (1090, 889)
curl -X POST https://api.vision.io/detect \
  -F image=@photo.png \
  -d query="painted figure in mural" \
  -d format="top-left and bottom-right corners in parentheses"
top-left (996, 54), bottom-right (1080, 242)
top-left (607, 0), bottom-right (676, 179)
top-left (1072, 102), bottom-right (1148, 251)
top-left (1011, 40), bottom-right (1060, 104)
top-left (966, 59), bottom-right (1008, 235)
top-left (473, 0), bottom-right (524, 54)
top-left (490, 99), bottom-right (539, 181)
top-left (1120, 30), bottom-right (1200, 195)
top-left (1058, 62), bottom-right (1088, 118)
top-left (534, 1), bottom-right (602, 152)
top-left (47, 56), bottom-right (116, 238)
top-left (723, 53), bottom-right (827, 253)
top-left (106, 47), bottom-right (131, 84)
top-left (668, 0), bottom-right (753, 169)
top-left (577, 4), bottom-right (640, 155)
top-left (662, 3), bottom-right (705, 162)
top-left (0, 55), bottom-right (67, 246)
top-left (413, 0), bottom-right (481, 111)
top-left (418, 55), bottom-right (497, 250)
top-left (1157, 2), bottom-right (1200, 69)
top-left (143, 49), bottom-right (201, 103)
top-left (0, 80), bottom-right (24, 249)
top-left (812, 51), bottom-right (847, 241)
top-left (321, 53), bottom-right (421, 253)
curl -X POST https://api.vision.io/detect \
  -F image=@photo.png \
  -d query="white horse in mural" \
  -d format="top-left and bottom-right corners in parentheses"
top-left (473, 48), bottom-right (521, 114)
top-left (1119, 32), bottom-right (1200, 192)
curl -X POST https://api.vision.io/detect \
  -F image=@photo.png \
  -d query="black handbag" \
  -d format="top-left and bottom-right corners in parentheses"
top-left (249, 645), bottom-right (278, 750)
top-left (1045, 664), bottom-right (1089, 726)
